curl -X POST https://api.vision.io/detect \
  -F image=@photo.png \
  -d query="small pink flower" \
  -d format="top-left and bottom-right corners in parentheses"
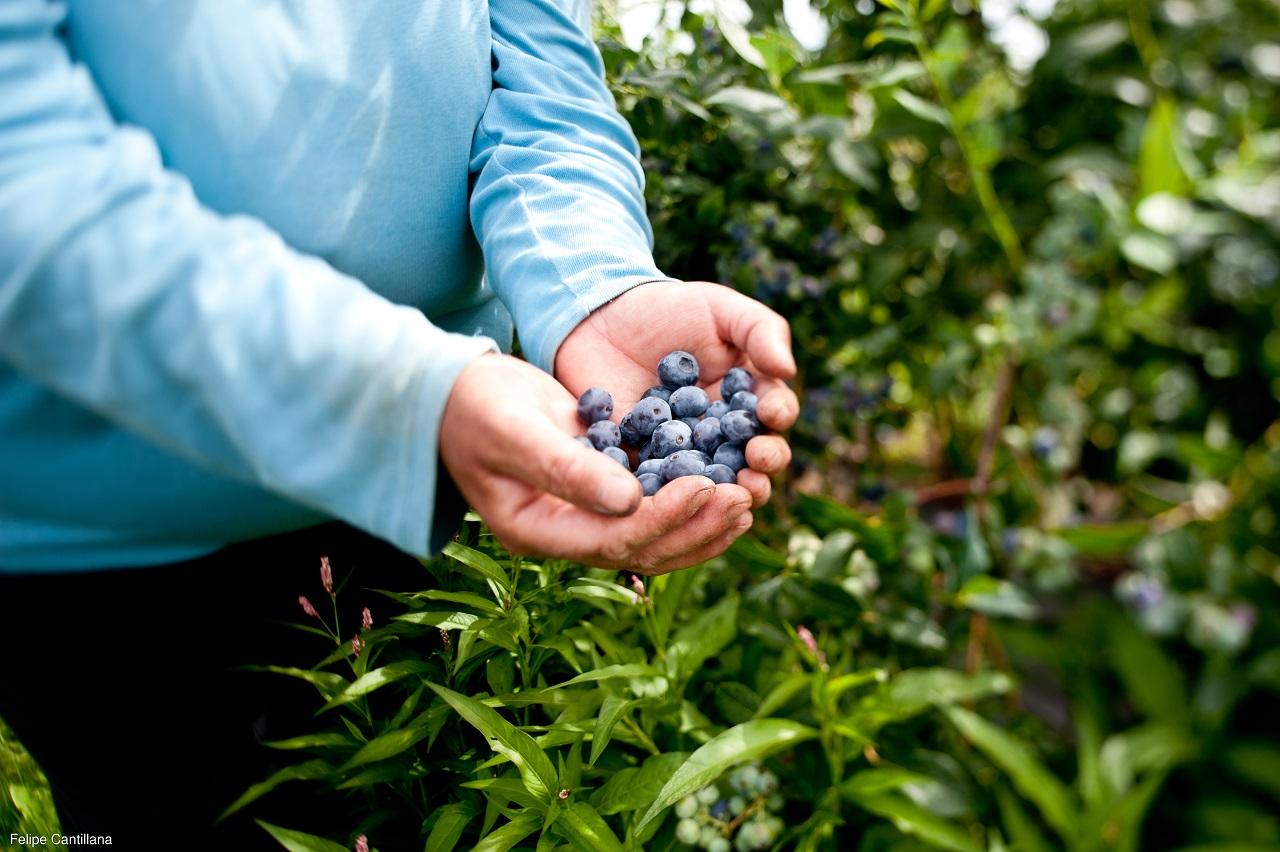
top-left (361, 607), bottom-right (373, 631)
top-left (629, 574), bottom-right (650, 605)
top-left (320, 556), bottom-right (334, 596)
top-left (439, 628), bottom-right (452, 650)
top-left (354, 835), bottom-right (369, 852)
top-left (558, 788), bottom-right (571, 800)
top-left (351, 634), bottom-right (363, 658)
top-left (796, 624), bottom-right (828, 670)
top-left (299, 595), bottom-right (320, 619)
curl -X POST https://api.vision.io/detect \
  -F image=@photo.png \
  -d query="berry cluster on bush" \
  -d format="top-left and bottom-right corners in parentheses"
top-left (673, 764), bottom-right (785, 851)
top-left (577, 351), bottom-right (762, 493)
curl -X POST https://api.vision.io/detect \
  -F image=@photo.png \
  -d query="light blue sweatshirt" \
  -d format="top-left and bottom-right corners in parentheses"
top-left (0, 0), bottom-right (669, 571)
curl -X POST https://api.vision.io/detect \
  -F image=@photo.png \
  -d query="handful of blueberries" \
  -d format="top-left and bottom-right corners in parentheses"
top-left (576, 350), bottom-right (761, 497)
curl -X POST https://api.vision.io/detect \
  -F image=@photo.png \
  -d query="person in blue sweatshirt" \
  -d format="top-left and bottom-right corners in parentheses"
top-left (0, 0), bottom-right (798, 843)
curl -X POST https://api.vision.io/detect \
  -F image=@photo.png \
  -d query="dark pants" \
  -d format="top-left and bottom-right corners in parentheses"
top-left (0, 523), bottom-right (419, 851)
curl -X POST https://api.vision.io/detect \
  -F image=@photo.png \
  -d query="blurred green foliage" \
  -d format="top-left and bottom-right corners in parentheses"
top-left (21, 1), bottom-right (1276, 850)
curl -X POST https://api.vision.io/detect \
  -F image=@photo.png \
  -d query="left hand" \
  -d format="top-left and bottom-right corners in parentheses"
top-left (555, 280), bottom-right (800, 510)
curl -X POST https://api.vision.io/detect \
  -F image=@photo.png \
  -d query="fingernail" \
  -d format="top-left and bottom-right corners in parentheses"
top-left (690, 486), bottom-right (715, 513)
top-left (598, 475), bottom-right (638, 515)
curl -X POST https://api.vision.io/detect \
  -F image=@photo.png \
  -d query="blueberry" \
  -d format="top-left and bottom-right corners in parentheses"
top-left (657, 350), bottom-right (700, 389)
top-left (643, 385), bottom-right (672, 403)
top-left (637, 439), bottom-right (654, 461)
top-left (638, 472), bottom-right (663, 496)
top-left (628, 398), bottom-right (671, 439)
top-left (576, 387), bottom-right (613, 426)
top-left (706, 400), bottom-right (730, 420)
top-left (651, 419), bottom-right (693, 457)
top-left (713, 443), bottom-right (747, 472)
top-left (693, 418), bottom-right (724, 454)
top-left (575, 436), bottom-right (594, 449)
top-left (720, 410), bottom-right (759, 445)
top-left (660, 450), bottom-right (706, 482)
top-left (1031, 426), bottom-right (1058, 458)
top-left (587, 420), bottom-right (621, 450)
top-left (636, 458), bottom-right (664, 477)
top-left (680, 417), bottom-right (701, 432)
top-left (669, 385), bottom-right (709, 418)
top-left (619, 412), bottom-right (643, 446)
top-left (729, 391), bottom-right (758, 416)
top-left (710, 799), bottom-right (731, 820)
top-left (602, 446), bottom-right (631, 470)
top-left (704, 464), bottom-right (737, 485)
top-left (720, 367), bottom-right (754, 400)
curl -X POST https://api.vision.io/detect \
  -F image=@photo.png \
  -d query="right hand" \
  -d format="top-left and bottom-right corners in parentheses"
top-left (438, 354), bottom-right (755, 574)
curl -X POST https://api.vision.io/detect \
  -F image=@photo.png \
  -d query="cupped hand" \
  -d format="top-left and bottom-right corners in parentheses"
top-left (439, 353), bottom-right (754, 574)
top-left (555, 280), bottom-right (800, 508)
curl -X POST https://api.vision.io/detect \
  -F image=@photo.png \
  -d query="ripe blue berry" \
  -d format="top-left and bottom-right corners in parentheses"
top-left (651, 419), bottom-right (693, 458)
top-left (619, 412), bottom-right (643, 446)
top-left (713, 443), bottom-right (746, 472)
top-left (575, 436), bottom-right (594, 449)
top-left (636, 458), bottom-right (664, 477)
top-left (720, 410), bottom-right (759, 445)
top-left (602, 446), bottom-right (631, 470)
top-left (693, 418), bottom-right (724, 454)
top-left (669, 385), bottom-right (709, 418)
top-left (577, 387), bottom-right (613, 426)
top-left (587, 420), bottom-right (621, 450)
top-left (729, 391), bottom-right (758, 416)
top-left (658, 350), bottom-right (700, 389)
top-left (643, 385), bottom-right (672, 402)
top-left (660, 450), bottom-right (706, 482)
top-left (638, 472), bottom-right (663, 496)
top-left (1031, 426), bottom-right (1058, 458)
top-left (637, 439), bottom-right (654, 461)
top-left (706, 399), bottom-right (730, 420)
top-left (681, 417), bottom-right (702, 432)
top-left (720, 367), bottom-right (754, 400)
top-left (704, 463), bottom-right (737, 485)
top-left (629, 398), bottom-right (672, 439)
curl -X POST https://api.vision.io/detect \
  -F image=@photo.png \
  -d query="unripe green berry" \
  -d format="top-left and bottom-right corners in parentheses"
top-left (697, 785), bottom-right (720, 805)
top-left (675, 795), bottom-right (699, 819)
top-left (676, 818), bottom-right (701, 845)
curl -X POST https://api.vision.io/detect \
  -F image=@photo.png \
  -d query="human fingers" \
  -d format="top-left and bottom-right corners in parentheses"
top-left (735, 467), bottom-right (773, 509)
top-left (745, 434), bottom-right (792, 476)
top-left (634, 510), bottom-right (755, 574)
top-left (626, 484), bottom-right (753, 573)
top-left (699, 283), bottom-right (796, 380)
top-left (752, 375), bottom-right (800, 432)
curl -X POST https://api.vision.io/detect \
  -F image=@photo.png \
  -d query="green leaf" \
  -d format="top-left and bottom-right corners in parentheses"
top-left (589, 694), bottom-right (635, 766)
top-left (755, 673), bottom-right (812, 718)
top-left (1099, 722), bottom-right (1197, 795)
top-left (637, 719), bottom-right (816, 831)
top-left (592, 752), bottom-right (689, 816)
top-left (463, 777), bottom-right (548, 810)
top-left (220, 761), bottom-right (331, 820)
top-left (944, 706), bottom-right (1077, 841)
top-left (842, 767), bottom-right (933, 797)
top-left (892, 90), bottom-right (950, 127)
top-left (842, 792), bottom-right (982, 852)
top-left (343, 712), bottom-right (436, 768)
top-left (553, 802), bottom-right (624, 852)
top-left (1107, 613), bottom-right (1189, 727)
top-left (443, 542), bottom-right (510, 592)
top-left (416, 590), bottom-right (506, 617)
top-left (996, 785), bottom-right (1055, 852)
top-left (472, 812), bottom-right (542, 852)
top-left (241, 666), bottom-right (348, 701)
top-left (922, 0), bottom-right (949, 21)
top-left (395, 610), bottom-right (480, 631)
top-left (715, 2), bottom-right (766, 69)
top-left (552, 664), bottom-right (661, 689)
top-left (1138, 96), bottom-right (1190, 198)
top-left (704, 87), bottom-right (794, 119)
top-left (425, 801), bottom-right (479, 852)
top-left (1223, 741), bottom-right (1280, 802)
top-left (1057, 521), bottom-right (1150, 558)
top-left (667, 595), bottom-right (738, 679)
top-left (261, 733), bottom-right (354, 751)
top-left (428, 682), bottom-right (558, 805)
top-left (255, 820), bottom-right (350, 852)
top-left (319, 660), bottom-right (432, 711)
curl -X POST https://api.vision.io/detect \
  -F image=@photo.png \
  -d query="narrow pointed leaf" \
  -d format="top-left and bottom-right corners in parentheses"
top-left (254, 820), bottom-right (350, 852)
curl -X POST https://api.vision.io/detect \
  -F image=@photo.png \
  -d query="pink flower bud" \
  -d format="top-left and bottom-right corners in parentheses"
top-left (629, 574), bottom-right (649, 604)
top-left (320, 556), bottom-right (334, 596)
top-left (354, 835), bottom-right (369, 852)
top-left (361, 607), bottom-right (373, 631)
top-left (298, 595), bottom-right (320, 619)
top-left (439, 628), bottom-right (451, 650)
top-left (351, 634), bottom-right (363, 658)
top-left (796, 624), bottom-right (828, 670)
top-left (558, 788), bottom-right (571, 800)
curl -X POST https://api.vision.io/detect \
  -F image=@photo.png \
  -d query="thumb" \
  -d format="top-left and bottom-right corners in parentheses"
top-left (499, 417), bottom-right (643, 516)
top-left (706, 284), bottom-right (797, 379)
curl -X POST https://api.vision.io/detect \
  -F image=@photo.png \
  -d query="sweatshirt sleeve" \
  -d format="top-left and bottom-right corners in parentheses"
top-left (0, 0), bottom-right (496, 558)
top-left (470, 0), bottom-right (677, 374)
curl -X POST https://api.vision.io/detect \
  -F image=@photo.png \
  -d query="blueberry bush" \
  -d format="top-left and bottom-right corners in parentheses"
top-left (231, 1), bottom-right (1280, 849)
